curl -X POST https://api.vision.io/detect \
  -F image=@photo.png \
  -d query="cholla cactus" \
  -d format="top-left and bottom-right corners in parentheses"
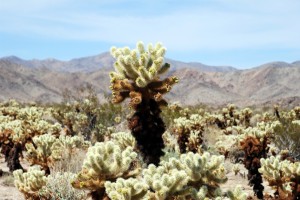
top-left (13, 166), bottom-right (47, 200)
top-left (143, 164), bottom-right (189, 199)
top-left (240, 108), bottom-right (253, 127)
top-left (160, 152), bottom-right (227, 199)
top-left (109, 41), bottom-right (178, 106)
top-left (294, 106), bottom-right (300, 119)
top-left (227, 185), bottom-right (248, 200)
top-left (105, 178), bottom-right (149, 200)
top-left (17, 106), bottom-right (43, 121)
top-left (0, 99), bottom-right (21, 118)
top-left (238, 121), bottom-right (278, 199)
top-left (0, 102), bottom-right (61, 171)
top-left (72, 141), bottom-right (139, 199)
top-left (0, 129), bottom-right (16, 161)
top-left (104, 151), bottom-right (227, 200)
top-left (190, 186), bottom-right (221, 200)
top-left (259, 154), bottom-right (300, 199)
top-left (240, 136), bottom-right (267, 199)
top-left (210, 105), bottom-right (254, 130)
top-left (215, 134), bottom-right (239, 158)
top-left (26, 134), bottom-right (57, 174)
top-left (172, 114), bottom-right (205, 153)
top-left (213, 104), bottom-right (240, 129)
top-left (280, 161), bottom-right (300, 199)
top-left (109, 41), bottom-right (179, 165)
top-left (110, 132), bottom-right (136, 149)
top-left (179, 152), bottom-right (227, 194)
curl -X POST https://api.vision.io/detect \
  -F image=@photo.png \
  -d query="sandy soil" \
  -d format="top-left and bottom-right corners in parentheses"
top-left (223, 160), bottom-right (273, 199)
top-left (0, 156), bottom-right (23, 200)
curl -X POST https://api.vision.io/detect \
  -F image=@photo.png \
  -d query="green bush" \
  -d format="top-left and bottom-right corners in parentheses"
top-left (274, 118), bottom-right (300, 160)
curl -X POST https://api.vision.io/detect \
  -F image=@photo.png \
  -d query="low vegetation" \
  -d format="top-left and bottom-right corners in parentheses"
top-left (0, 42), bottom-right (299, 200)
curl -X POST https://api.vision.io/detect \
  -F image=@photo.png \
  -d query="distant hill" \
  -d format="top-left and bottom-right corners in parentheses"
top-left (165, 58), bottom-right (237, 72)
top-left (1, 53), bottom-right (113, 72)
top-left (0, 55), bottom-right (299, 107)
top-left (169, 61), bottom-right (300, 106)
top-left (1, 53), bottom-right (237, 73)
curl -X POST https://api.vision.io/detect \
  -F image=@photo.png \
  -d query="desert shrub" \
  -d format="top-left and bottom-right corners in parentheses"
top-left (50, 146), bottom-right (87, 173)
top-left (273, 117), bottom-right (300, 160)
top-left (52, 85), bottom-right (127, 143)
top-left (38, 171), bottom-right (87, 200)
top-left (39, 147), bottom-right (87, 199)
top-left (13, 139), bottom-right (88, 200)
top-left (161, 101), bottom-right (184, 127)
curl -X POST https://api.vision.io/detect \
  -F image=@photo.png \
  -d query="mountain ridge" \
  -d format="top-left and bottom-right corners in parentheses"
top-left (1, 53), bottom-right (238, 73)
top-left (0, 54), bottom-right (299, 107)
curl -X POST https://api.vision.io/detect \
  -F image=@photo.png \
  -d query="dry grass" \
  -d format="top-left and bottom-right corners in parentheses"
top-left (39, 149), bottom-right (88, 199)
top-left (1, 174), bottom-right (14, 187)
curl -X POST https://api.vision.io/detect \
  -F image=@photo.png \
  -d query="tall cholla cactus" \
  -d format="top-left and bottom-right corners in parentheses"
top-left (109, 41), bottom-right (179, 165)
top-left (238, 122), bottom-right (278, 199)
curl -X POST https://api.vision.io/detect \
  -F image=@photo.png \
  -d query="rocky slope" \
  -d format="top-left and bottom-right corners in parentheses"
top-left (0, 54), bottom-right (299, 107)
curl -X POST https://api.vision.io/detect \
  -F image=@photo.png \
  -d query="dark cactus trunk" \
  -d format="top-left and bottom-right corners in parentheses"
top-left (128, 98), bottom-right (165, 165)
top-left (7, 143), bottom-right (23, 172)
top-left (89, 189), bottom-right (109, 200)
top-left (1, 142), bottom-right (23, 172)
top-left (288, 170), bottom-right (300, 200)
top-left (246, 158), bottom-right (264, 199)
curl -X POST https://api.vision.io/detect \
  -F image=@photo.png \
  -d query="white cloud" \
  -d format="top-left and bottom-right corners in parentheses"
top-left (1, 0), bottom-right (300, 51)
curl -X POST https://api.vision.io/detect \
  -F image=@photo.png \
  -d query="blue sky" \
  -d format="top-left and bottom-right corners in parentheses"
top-left (0, 0), bottom-right (299, 69)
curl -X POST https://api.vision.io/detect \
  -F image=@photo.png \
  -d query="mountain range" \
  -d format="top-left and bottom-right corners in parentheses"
top-left (1, 53), bottom-right (299, 107)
